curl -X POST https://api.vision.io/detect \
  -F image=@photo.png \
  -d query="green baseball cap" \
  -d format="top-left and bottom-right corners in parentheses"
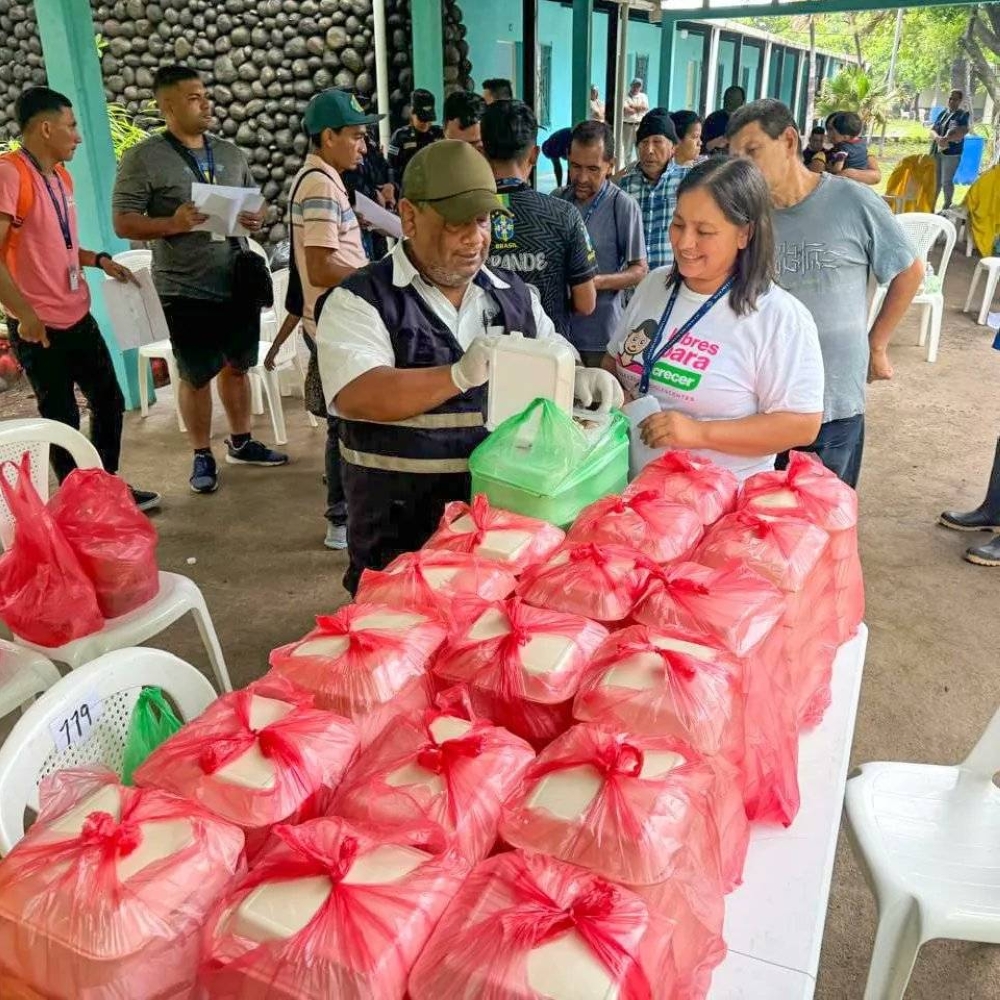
top-left (402, 139), bottom-right (512, 224)
top-left (303, 88), bottom-right (383, 134)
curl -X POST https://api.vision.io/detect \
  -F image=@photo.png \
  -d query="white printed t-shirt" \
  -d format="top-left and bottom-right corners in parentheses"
top-left (608, 268), bottom-right (825, 480)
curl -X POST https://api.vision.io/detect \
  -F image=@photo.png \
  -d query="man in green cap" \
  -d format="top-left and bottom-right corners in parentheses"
top-left (316, 139), bottom-right (622, 594)
top-left (288, 87), bottom-right (383, 550)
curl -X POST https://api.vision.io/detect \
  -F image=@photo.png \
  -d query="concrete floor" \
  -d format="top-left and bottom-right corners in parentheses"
top-left (5, 246), bottom-right (999, 997)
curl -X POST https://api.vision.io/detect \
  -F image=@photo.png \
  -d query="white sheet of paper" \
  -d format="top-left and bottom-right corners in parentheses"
top-left (100, 268), bottom-right (170, 351)
top-left (354, 192), bottom-right (403, 239)
top-left (191, 183), bottom-right (265, 237)
top-left (622, 395), bottom-right (663, 478)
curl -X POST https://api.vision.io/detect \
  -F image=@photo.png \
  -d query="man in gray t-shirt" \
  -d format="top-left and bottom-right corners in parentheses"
top-left (729, 100), bottom-right (923, 487)
top-left (113, 65), bottom-right (286, 495)
top-left (554, 120), bottom-right (647, 365)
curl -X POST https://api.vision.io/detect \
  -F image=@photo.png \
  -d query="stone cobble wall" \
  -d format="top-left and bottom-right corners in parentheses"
top-left (0, 0), bottom-right (472, 241)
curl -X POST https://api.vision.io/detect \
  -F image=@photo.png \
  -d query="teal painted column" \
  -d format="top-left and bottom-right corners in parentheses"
top-left (411, 0), bottom-right (444, 116)
top-left (34, 0), bottom-right (140, 409)
top-left (658, 16), bottom-right (677, 110)
top-left (571, 0), bottom-right (593, 126)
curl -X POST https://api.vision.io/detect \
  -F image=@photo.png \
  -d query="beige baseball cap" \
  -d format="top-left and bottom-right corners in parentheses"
top-left (402, 139), bottom-right (512, 224)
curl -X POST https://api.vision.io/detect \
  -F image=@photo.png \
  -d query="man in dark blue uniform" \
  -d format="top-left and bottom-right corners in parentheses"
top-left (387, 89), bottom-right (444, 189)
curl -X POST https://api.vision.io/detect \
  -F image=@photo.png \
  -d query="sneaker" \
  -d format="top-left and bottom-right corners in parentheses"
top-left (324, 522), bottom-right (348, 550)
top-left (225, 437), bottom-right (289, 466)
top-left (190, 452), bottom-right (219, 494)
top-left (130, 486), bottom-right (161, 512)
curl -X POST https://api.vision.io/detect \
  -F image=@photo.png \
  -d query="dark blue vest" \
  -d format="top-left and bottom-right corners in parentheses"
top-left (335, 255), bottom-right (538, 473)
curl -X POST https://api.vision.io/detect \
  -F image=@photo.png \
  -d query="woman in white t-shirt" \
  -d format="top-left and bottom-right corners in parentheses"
top-left (604, 156), bottom-right (824, 481)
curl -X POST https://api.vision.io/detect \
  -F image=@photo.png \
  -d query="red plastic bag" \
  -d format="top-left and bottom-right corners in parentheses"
top-left (0, 767), bottom-right (243, 1000)
top-left (517, 542), bottom-right (654, 623)
top-left (0, 455), bottom-right (103, 646)
top-left (566, 491), bottom-right (705, 565)
top-left (423, 494), bottom-right (565, 575)
top-left (500, 724), bottom-right (719, 886)
top-left (200, 816), bottom-right (470, 1000)
top-left (134, 674), bottom-right (359, 855)
top-left (48, 468), bottom-right (159, 619)
top-left (740, 450), bottom-right (864, 643)
top-left (625, 452), bottom-right (739, 527)
top-left (409, 849), bottom-right (679, 1000)
top-left (333, 689), bottom-right (535, 863)
top-left (433, 596), bottom-right (609, 747)
top-left (356, 548), bottom-right (517, 608)
top-left (268, 602), bottom-right (446, 747)
top-left (633, 560), bottom-right (785, 658)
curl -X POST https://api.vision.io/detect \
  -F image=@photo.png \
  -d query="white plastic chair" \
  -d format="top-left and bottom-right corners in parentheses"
top-left (844, 705), bottom-right (1000, 1000)
top-left (0, 418), bottom-right (232, 694)
top-left (867, 213), bottom-right (956, 364)
top-left (0, 639), bottom-right (60, 723)
top-left (963, 257), bottom-right (1000, 327)
top-left (939, 206), bottom-right (973, 258)
top-left (0, 646), bottom-right (216, 853)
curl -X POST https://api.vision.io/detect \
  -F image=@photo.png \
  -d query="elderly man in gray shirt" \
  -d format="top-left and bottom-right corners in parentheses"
top-left (554, 120), bottom-right (647, 367)
top-left (729, 100), bottom-right (924, 488)
top-left (113, 64), bottom-right (286, 496)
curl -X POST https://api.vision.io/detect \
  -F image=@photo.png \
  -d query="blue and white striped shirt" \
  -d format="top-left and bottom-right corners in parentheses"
top-left (617, 161), bottom-right (690, 270)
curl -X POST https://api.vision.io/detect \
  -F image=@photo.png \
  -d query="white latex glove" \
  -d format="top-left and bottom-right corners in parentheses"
top-left (574, 367), bottom-right (625, 414)
top-left (451, 336), bottom-right (497, 392)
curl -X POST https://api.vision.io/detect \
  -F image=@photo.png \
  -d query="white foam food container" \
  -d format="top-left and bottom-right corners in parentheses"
top-left (292, 611), bottom-right (429, 660)
top-left (486, 332), bottom-right (576, 430)
top-left (384, 715), bottom-right (474, 793)
top-left (468, 608), bottom-right (576, 677)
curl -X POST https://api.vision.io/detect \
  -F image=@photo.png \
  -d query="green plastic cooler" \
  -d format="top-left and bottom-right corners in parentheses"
top-left (469, 398), bottom-right (629, 528)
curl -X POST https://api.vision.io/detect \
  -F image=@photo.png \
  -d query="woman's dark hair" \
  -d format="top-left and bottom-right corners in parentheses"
top-left (670, 109), bottom-right (702, 140)
top-left (570, 119), bottom-right (614, 162)
top-left (670, 157), bottom-right (776, 317)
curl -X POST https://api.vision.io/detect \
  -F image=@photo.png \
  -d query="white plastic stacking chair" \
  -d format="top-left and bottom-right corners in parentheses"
top-left (0, 646), bottom-right (216, 853)
top-left (939, 206), bottom-right (973, 257)
top-left (0, 639), bottom-right (60, 723)
top-left (963, 257), bottom-right (1000, 327)
top-left (844, 704), bottom-right (1000, 1000)
top-left (0, 418), bottom-right (232, 694)
top-left (122, 248), bottom-right (188, 433)
top-left (866, 213), bottom-right (956, 363)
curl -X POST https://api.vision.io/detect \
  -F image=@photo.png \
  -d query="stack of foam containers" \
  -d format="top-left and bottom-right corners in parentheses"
top-left (134, 674), bottom-right (360, 859)
top-left (0, 770), bottom-right (244, 1000)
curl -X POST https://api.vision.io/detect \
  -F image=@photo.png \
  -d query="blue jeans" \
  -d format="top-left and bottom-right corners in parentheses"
top-left (777, 414), bottom-right (865, 489)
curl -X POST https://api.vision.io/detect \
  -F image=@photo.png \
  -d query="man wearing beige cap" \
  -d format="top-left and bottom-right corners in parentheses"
top-left (317, 139), bottom-right (622, 594)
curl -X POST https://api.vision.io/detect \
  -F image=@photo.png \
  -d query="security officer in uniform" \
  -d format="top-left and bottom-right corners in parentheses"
top-left (387, 88), bottom-right (444, 188)
top-left (316, 140), bottom-right (623, 594)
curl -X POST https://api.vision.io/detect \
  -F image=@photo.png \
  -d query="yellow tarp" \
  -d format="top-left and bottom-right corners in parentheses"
top-left (963, 164), bottom-right (1000, 259)
top-left (883, 154), bottom-right (937, 215)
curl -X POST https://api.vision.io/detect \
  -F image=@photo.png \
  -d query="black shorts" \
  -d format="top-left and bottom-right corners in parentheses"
top-left (161, 296), bottom-right (259, 389)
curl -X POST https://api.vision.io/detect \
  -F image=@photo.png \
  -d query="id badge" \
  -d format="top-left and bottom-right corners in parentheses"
top-left (68, 266), bottom-right (80, 292)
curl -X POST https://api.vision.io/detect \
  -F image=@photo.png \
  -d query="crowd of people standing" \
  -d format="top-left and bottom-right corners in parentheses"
top-left (0, 68), bottom-right (931, 592)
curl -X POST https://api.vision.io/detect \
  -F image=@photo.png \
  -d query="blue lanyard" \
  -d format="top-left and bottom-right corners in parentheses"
top-left (195, 142), bottom-right (215, 184)
top-left (21, 149), bottom-right (72, 250)
top-left (639, 276), bottom-right (734, 394)
top-left (581, 181), bottom-right (610, 226)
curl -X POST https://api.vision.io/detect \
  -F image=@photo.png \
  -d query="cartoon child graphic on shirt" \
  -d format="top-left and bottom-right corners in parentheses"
top-left (617, 319), bottom-right (657, 369)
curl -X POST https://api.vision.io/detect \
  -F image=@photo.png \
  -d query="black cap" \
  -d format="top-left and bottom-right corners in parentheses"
top-left (636, 108), bottom-right (678, 145)
top-left (481, 99), bottom-right (538, 161)
top-left (411, 88), bottom-right (436, 122)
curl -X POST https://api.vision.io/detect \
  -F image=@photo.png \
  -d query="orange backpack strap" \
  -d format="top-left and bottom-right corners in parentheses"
top-left (0, 151), bottom-right (35, 279)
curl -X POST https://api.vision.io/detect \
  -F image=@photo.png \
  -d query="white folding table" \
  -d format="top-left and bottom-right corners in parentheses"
top-left (709, 625), bottom-right (869, 999)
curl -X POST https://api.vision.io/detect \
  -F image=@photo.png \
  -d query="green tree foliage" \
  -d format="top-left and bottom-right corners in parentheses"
top-left (816, 66), bottom-right (898, 129)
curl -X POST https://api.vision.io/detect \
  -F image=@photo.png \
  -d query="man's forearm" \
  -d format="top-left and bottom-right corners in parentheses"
top-left (0, 259), bottom-right (35, 321)
top-left (843, 165), bottom-right (881, 185)
top-left (78, 249), bottom-right (101, 268)
top-left (113, 211), bottom-right (180, 241)
top-left (595, 261), bottom-right (648, 292)
top-left (305, 251), bottom-right (357, 290)
top-left (334, 365), bottom-right (460, 422)
top-left (869, 259), bottom-right (925, 351)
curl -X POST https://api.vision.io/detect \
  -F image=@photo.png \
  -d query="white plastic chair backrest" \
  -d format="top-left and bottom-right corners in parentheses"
top-left (112, 248), bottom-right (152, 271)
top-left (0, 418), bottom-right (102, 550)
top-left (247, 238), bottom-right (269, 264)
top-left (962, 702), bottom-right (1000, 779)
top-left (897, 212), bottom-right (957, 287)
top-left (0, 646), bottom-right (217, 854)
top-left (271, 267), bottom-right (291, 327)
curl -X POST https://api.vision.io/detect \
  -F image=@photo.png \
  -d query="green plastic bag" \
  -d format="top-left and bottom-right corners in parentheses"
top-left (470, 398), bottom-right (629, 527)
top-left (121, 686), bottom-right (183, 785)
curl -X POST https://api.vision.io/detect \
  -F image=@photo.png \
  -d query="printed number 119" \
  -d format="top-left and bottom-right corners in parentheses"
top-left (60, 704), bottom-right (93, 746)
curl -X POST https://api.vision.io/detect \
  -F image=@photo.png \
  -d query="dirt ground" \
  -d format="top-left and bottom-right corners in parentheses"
top-left (1, 243), bottom-right (997, 997)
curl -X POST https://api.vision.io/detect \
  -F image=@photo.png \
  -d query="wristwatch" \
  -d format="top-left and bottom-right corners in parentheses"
top-left (94, 252), bottom-right (112, 268)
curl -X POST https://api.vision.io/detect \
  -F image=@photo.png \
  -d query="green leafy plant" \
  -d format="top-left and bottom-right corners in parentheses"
top-left (816, 66), bottom-right (899, 131)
